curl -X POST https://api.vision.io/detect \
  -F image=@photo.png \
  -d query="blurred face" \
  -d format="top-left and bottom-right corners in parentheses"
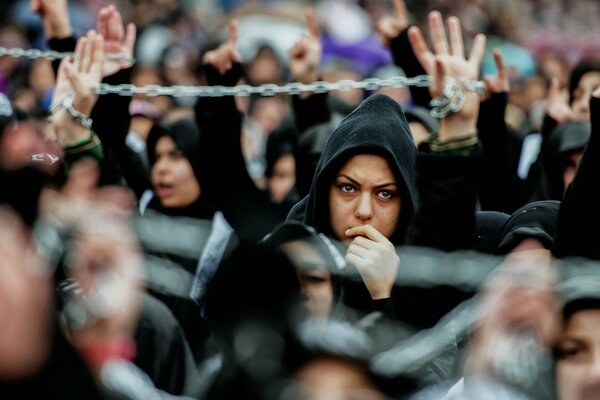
top-left (280, 241), bottom-right (333, 319)
top-left (292, 358), bottom-right (385, 400)
top-left (571, 72), bottom-right (600, 121)
top-left (556, 309), bottom-right (600, 400)
top-left (329, 154), bottom-right (401, 243)
top-left (269, 153), bottom-right (296, 203)
top-left (563, 150), bottom-right (584, 190)
top-left (151, 136), bottom-right (200, 208)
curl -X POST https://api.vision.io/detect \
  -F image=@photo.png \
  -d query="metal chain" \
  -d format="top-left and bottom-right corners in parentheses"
top-left (94, 75), bottom-right (485, 99)
top-left (0, 46), bottom-right (133, 63)
top-left (1, 45), bottom-right (487, 116)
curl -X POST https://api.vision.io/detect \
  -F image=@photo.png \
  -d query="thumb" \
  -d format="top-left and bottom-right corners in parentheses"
top-left (548, 76), bottom-right (561, 103)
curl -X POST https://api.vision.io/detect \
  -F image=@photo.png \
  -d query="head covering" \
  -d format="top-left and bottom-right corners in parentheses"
top-left (560, 272), bottom-right (600, 321)
top-left (553, 121), bottom-right (591, 155)
top-left (495, 200), bottom-right (560, 255)
top-left (568, 59), bottom-right (600, 105)
top-left (264, 119), bottom-right (296, 179)
top-left (146, 117), bottom-right (214, 219)
top-left (474, 211), bottom-right (511, 254)
top-left (287, 94), bottom-right (418, 245)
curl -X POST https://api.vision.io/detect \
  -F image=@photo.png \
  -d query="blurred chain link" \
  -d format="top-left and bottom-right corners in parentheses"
top-left (0, 46), bottom-right (486, 102)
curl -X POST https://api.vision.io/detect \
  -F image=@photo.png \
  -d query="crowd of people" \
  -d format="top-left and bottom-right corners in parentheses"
top-left (1, 0), bottom-right (600, 399)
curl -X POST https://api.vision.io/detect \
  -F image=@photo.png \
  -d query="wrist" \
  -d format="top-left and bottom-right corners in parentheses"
top-left (45, 19), bottom-right (73, 39)
top-left (74, 334), bottom-right (136, 370)
top-left (439, 117), bottom-right (478, 142)
top-left (52, 114), bottom-right (94, 147)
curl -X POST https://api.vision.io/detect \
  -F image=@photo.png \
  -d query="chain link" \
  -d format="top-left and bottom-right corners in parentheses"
top-left (0, 46), bottom-right (134, 63)
top-left (2, 45), bottom-right (488, 118)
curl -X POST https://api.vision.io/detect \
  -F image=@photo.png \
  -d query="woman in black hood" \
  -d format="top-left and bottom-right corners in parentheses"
top-left (144, 117), bottom-right (215, 220)
top-left (288, 92), bottom-right (419, 246)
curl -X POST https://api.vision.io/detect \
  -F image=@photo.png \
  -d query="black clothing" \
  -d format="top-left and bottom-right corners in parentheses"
top-left (495, 200), bottom-right (560, 255)
top-left (287, 93), bottom-right (418, 245)
top-left (553, 97), bottom-right (600, 259)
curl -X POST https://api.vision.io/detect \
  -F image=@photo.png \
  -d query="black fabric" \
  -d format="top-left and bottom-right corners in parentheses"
top-left (194, 63), bottom-right (296, 242)
top-left (477, 92), bottom-right (526, 214)
top-left (405, 140), bottom-right (482, 252)
top-left (473, 211), bottom-right (511, 254)
top-left (390, 28), bottom-right (431, 109)
top-left (287, 93), bottom-right (418, 246)
top-left (133, 294), bottom-right (199, 396)
top-left (553, 96), bottom-right (600, 259)
top-left (495, 200), bottom-right (560, 255)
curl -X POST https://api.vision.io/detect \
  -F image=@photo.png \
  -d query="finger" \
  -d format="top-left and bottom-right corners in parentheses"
top-left (493, 48), bottom-right (506, 82)
top-left (345, 253), bottom-right (368, 270)
top-left (227, 19), bottom-right (237, 46)
top-left (407, 26), bottom-right (434, 72)
top-left (97, 7), bottom-right (109, 36)
top-left (392, 0), bottom-right (408, 21)
top-left (74, 36), bottom-right (86, 73)
top-left (347, 243), bottom-right (370, 260)
top-left (82, 31), bottom-right (96, 73)
top-left (65, 62), bottom-right (87, 97)
top-left (90, 35), bottom-right (105, 79)
top-left (107, 8), bottom-right (124, 41)
top-left (433, 57), bottom-right (445, 94)
top-left (306, 8), bottom-right (319, 40)
top-left (345, 224), bottom-right (387, 243)
top-left (447, 16), bottom-right (464, 58)
top-left (124, 23), bottom-right (137, 54)
top-left (468, 33), bottom-right (486, 69)
top-left (548, 76), bottom-right (560, 102)
top-left (429, 11), bottom-right (449, 56)
top-left (350, 235), bottom-right (376, 250)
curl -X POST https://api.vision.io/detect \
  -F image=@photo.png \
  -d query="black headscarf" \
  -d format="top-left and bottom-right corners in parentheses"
top-left (495, 200), bottom-right (560, 255)
top-left (287, 94), bottom-right (419, 245)
top-left (146, 117), bottom-right (215, 220)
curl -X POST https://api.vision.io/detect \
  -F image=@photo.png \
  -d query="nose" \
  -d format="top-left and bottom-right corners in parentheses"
top-left (354, 192), bottom-right (373, 221)
top-left (153, 157), bottom-right (169, 175)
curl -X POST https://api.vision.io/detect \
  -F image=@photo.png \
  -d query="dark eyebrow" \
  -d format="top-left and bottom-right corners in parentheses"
top-left (336, 174), bottom-right (360, 186)
top-left (336, 174), bottom-right (397, 189)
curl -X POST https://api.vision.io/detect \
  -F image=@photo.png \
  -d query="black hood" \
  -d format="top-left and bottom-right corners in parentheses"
top-left (288, 94), bottom-right (418, 245)
top-left (146, 117), bottom-right (214, 219)
top-left (568, 59), bottom-right (600, 105)
top-left (495, 200), bottom-right (560, 255)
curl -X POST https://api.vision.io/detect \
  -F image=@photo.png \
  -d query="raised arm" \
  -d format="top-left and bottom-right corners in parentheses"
top-left (405, 11), bottom-right (486, 251)
top-left (377, 0), bottom-right (431, 108)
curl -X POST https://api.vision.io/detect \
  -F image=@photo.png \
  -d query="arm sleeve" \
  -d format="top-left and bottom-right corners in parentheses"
top-left (552, 97), bottom-right (600, 259)
top-left (406, 137), bottom-right (482, 251)
top-left (389, 28), bottom-right (431, 108)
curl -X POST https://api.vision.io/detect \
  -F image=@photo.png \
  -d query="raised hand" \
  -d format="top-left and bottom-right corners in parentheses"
top-left (31, 0), bottom-right (72, 39)
top-left (51, 31), bottom-right (104, 147)
top-left (345, 224), bottom-right (399, 300)
top-left (97, 5), bottom-right (136, 77)
top-left (408, 11), bottom-right (486, 140)
top-left (376, 0), bottom-right (410, 48)
top-left (545, 77), bottom-right (573, 124)
top-left (482, 49), bottom-right (510, 101)
top-left (289, 9), bottom-right (321, 86)
top-left (203, 20), bottom-right (241, 75)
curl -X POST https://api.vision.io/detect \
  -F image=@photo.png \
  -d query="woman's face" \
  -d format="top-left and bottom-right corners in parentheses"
top-left (571, 71), bottom-right (600, 122)
top-left (328, 154), bottom-right (401, 243)
top-left (151, 135), bottom-right (201, 208)
top-left (556, 309), bottom-right (600, 400)
top-left (280, 241), bottom-right (333, 318)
